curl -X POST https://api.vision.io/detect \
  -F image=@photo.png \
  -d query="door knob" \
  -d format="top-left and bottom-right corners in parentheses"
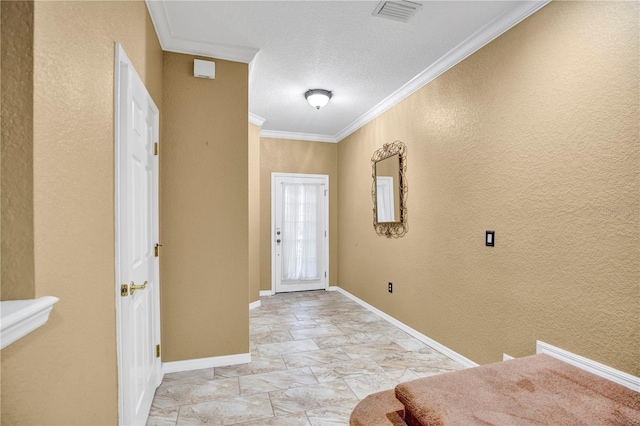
top-left (130, 280), bottom-right (148, 296)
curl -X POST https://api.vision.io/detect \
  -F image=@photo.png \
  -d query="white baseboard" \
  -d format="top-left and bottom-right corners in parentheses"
top-left (259, 290), bottom-right (274, 297)
top-left (536, 340), bottom-right (639, 392)
top-left (327, 286), bottom-right (338, 292)
top-left (249, 300), bottom-right (261, 310)
top-left (503, 353), bottom-right (514, 361)
top-left (334, 287), bottom-right (478, 368)
top-left (162, 353), bottom-right (251, 374)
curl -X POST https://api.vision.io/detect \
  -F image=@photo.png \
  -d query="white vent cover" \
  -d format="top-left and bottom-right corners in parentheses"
top-left (194, 59), bottom-right (215, 79)
top-left (372, 0), bottom-right (422, 23)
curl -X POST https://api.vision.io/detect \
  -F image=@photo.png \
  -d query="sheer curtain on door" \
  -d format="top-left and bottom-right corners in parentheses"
top-left (282, 183), bottom-right (324, 281)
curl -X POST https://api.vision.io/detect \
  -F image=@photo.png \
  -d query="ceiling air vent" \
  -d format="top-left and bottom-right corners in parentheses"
top-left (372, 0), bottom-right (422, 23)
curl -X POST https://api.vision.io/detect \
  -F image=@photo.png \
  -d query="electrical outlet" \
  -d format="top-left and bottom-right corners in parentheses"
top-left (388, 282), bottom-right (393, 293)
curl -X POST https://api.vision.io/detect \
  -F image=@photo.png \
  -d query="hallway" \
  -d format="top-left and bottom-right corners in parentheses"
top-left (147, 290), bottom-right (464, 425)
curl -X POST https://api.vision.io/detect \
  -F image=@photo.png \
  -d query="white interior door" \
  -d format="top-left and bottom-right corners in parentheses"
top-left (272, 173), bottom-right (329, 293)
top-left (115, 43), bottom-right (162, 426)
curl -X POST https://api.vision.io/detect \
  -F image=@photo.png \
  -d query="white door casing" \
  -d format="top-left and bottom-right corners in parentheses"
top-left (115, 43), bottom-right (162, 426)
top-left (272, 173), bottom-right (329, 294)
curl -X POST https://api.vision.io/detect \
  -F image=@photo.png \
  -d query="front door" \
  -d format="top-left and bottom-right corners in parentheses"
top-left (272, 173), bottom-right (329, 293)
top-left (115, 44), bottom-right (162, 426)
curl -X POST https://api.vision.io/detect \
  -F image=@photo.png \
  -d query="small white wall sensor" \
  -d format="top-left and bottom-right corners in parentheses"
top-left (194, 59), bottom-right (215, 79)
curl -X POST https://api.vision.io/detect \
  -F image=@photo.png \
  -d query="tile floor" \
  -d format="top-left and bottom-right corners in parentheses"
top-left (147, 290), bottom-right (465, 425)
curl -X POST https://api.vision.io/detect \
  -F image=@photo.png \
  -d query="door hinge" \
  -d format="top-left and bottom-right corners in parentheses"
top-left (324, 230), bottom-right (327, 237)
top-left (154, 142), bottom-right (159, 156)
top-left (154, 243), bottom-right (162, 257)
top-left (324, 189), bottom-right (327, 196)
top-left (156, 344), bottom-right (161, 358)
top-left (325, 271), bottom-right (327, 278)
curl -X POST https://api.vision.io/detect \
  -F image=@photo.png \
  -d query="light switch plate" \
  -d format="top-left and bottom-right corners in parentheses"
top-left (486, 230), bottom-right (495, 247)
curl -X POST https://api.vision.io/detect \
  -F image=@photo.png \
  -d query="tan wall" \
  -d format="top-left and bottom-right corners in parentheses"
top-left (260, 138), bottom-right (338, 291)
top-left (1, 1), bottom-right (4, 417)
top-left (161, 52), bottom-right (249, 361)
top-left (338, 1), bottom-right (639, 375)
top-left (1, 1), bottom-right (163, 424)
top-left (1, 0), bottom-right (34, 301)
top-left (249, 123), bottom-right (261, 303)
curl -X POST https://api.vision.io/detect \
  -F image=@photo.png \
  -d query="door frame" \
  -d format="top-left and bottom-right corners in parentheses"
top-left (114, 43), bottom-right (162, 425)
top-left (271, 172), bottom-right (330, 294)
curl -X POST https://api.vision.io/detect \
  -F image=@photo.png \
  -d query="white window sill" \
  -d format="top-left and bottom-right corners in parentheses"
top-left (1, 296), bottom-right (59, 350)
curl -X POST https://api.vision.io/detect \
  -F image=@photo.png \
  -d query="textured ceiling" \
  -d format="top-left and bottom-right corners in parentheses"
top-left (146, 1), bottom-right (548, 141)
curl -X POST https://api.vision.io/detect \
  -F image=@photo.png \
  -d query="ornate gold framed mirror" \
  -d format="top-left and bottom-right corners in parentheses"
top-left (372, 140), bottom-right (407, 237)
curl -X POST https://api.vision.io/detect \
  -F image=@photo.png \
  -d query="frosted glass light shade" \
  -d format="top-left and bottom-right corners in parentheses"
top-left (305, 89), bottom-right (332, 109)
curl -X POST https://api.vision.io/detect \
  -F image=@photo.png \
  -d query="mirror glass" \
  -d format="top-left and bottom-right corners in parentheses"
top-left (375, 155), bottom-right (401, 223)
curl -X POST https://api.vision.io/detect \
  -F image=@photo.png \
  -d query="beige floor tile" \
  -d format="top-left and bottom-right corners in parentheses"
top-left (282, 347), bottom-right (351, 369)
top-left (214, 356), bottom-right (287, 378)
top-left (310, 358), bottom-right (386, 383)
top-left (343, 369), bottom-right (419, 399)
top-left (251, 314), bottom-right (299, 325)
top-left (340, 341), bottom-right (408, 359)
top-left (290, 326), bottom-right (346, 340)
top-left (152, 378), bottom-right (239, 410)
top-left (239, 367), bottom-right (318, 395)
top-left (269, 380), bottom-right (359, 416)
top-left (408, 357), bottom-right (465, 378)
top-left (364, 329), bottom-right (413, 342)
top-left (312, 334), bottom-right (373, 349)
top-left (249, 324), bottom-right (271, 335)
top-left (372, 350), bottom-right (442, 370)
top-left (259, 296), bottom-right (287, 306)
top-left (150, 290), bottom-right (465, 425)
top-left (316, 313), bottom-right (383, 326)
top-left (146, 406), bottom-right (179, 426)
top-left (235, 412), bottom-right (311, 425)
top-left (258, 338), bottom-right (320, 357)
top-left (268, 320), bottom-right (321, 331)
top-left (160, 368), bottom-right (214, 388)
top-left (177, 393), bottom-right (273, 425)
top-left (250, 330), bottom-right (294, 345)
top-left (392, 336), bottom-right (430, 351)
top-left (306, 401), bottom-right (360, 426)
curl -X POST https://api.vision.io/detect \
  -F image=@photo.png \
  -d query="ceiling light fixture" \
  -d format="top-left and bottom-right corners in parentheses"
top-left (305, 89), bottom-right (332, 110)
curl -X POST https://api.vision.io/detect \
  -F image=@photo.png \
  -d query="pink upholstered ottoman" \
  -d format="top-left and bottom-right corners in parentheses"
top-left (395, 354), bottom-right (640, 426)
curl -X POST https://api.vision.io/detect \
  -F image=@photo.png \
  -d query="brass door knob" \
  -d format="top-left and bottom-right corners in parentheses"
top-left (130, 280), bottom-right (148, 296)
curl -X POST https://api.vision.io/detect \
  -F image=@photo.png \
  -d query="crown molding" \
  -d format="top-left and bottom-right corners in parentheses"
top-left (146, 0), bottom-right (549, 140)
top-left (260, 130), bottom-right (337, 144)
top-left (248, 51), bottom-right (261, 92)
top-left (145, 0), bottom-right (259, 63)
top-left (162, 41), bottom-right (259, 64)
top-left (334, 0), bottom-right (550, 142)
top-left (249, 113), bottom-right (266, 128)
